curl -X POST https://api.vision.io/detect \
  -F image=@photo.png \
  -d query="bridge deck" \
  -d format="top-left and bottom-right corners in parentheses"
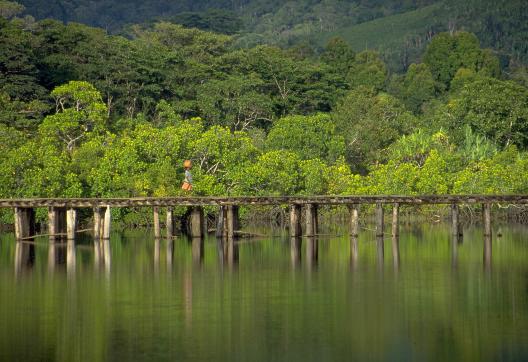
top-left (1, 195), bottom-right (528, 208)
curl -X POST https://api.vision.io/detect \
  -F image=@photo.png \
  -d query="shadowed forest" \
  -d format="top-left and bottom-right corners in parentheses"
top-left (1, 0), bottom-right (528, 224)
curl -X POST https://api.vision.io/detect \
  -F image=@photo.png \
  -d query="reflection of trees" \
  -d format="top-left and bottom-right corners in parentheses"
top-left (0, 225), bottom-right (527, 360)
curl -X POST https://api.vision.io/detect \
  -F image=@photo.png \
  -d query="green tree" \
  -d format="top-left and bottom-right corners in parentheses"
top-left (265, 113), bottom-right (345, 163)
top-left (439, 76), bottom-right (528, 148)
top-left (0, 1), bottom-right (24, 19)
top-left (321, 37), bottom-right (356, 75)
top-left (196, 74), bottom-right (273, 131)
top-left (39, 81), bottom-right (108, 153)
top-left (332, 86), bottom-right (416, 171)
top-left (234, 150), bottom-right (302, 196)
top-left (347, 50), bottom-right (387, 91)
top-left (423, 31), bottom-right (500, 91)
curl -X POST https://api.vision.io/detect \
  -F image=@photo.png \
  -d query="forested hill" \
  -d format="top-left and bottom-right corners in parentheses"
top-left (11, 0), bottom-right (528, 70)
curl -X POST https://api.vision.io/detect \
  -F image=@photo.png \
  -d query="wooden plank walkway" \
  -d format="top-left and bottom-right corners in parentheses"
top-left (1, 194), bottom-right (528, 208)
top-left (3, 195), bottom-right (526, 245)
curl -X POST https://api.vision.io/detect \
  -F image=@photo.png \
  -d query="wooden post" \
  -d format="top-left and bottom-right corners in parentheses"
top-left (190, 206), bottom-right (204, 239)
top-left (14, 207), bottom-right (35, 240)
top-left (48, 207), bottom-right (58, 242)
top-left (391, 203), bottom-right (399, 238)
top-left (483, 203), bottom-right (492, 237)
top-left (166, 207), bottom-right (175, 239)
top-left (57, 208), bottom-right (66, 239)
top-left (227, 205), bottom-right (239, 240)
top-left (451, 204), bottom-right (460, 241)
top-left (216, 206), bottom-right (225, 238)
top-left (153, 207), bottom-right (160, 239)
top-left (313, 204), bottom-right (319, 236)
top-left (289, 204), bottom-right (302, 238)
top-left (103, 206), bottom-right (111, 240)
top-left (391, 203), bottom-right (400, 268)
top-left (305, 204), bottom-right (318, 237)
top-left (93, 207), bottom-right (102, 241)
top-left (349, 204), bottom-right (359, 237)
top-left (14, 208), bottom-right (21, 240)
top-left (375, 203), bottom-right (384, 237)
top-left (66, 208), bottom-right (77, 240)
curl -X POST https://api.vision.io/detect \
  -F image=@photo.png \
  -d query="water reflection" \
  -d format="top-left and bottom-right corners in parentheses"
top-left (227, 238), bottom-right (239, 267)
top-left (290, 237), bottom-right (301, 267)
top-left (47, 242), bottom-right (66, 273)
top-left (484, 235), bottom-right (492, 270)
top-left (94, 240), bottom-right (111, 275)
top-left (376, 236), bottom-right (384, 269)
top-left (192, 237), bottom-right (204, 264)
top-left (350, 236), bottom-right (359, 267)
top-left (392, 235), bottom-right (400, 270)
top-left (305, 237), bottom-right (318, 271)
top-left (67, 240), bottom-right (76, 277)
top-left (14, 242), bottom-right (34, 276)
top-left (102, 239), bottom-right (111, 275)
top-left (154, 239), bottom-right (160, 273)
top-left (166, 240), bottom-right (174, 270)
top-left (2, 224), bottom-right (527, 362)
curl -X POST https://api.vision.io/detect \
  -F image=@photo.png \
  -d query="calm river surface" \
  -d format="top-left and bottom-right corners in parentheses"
top-left (0, 222), bottom-right (527, 362)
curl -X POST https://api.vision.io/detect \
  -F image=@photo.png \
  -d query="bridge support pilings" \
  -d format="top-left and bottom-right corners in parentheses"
top-left (14, 207), bottom-right (36, 241)
top-left (305, 204), bottom-right (318, 237)
top-left (153, 207), bottom-right (161, 239)
top-left (66, 208), bottom-right (77, 240)
top-left (349, 204), bottom-right (359, 237)
top-left (166, 207), bottom-right (175, 239)
top-left (226, 205), bottom-right (240, 240)
top-left (289, 204), bottom-right (302, 238)
top-left (375, 203), bottom-right (384, 238)
top-left (103, 206), bottom-right (111, 240)
top-left (93, 207), bottom-right (103, 240)
top-left (392, 203), bottom-right (400, 268)
top-left (48, 207), bottom-right (66, 242)
top-left (483, 203), bottom-right (492, 237)
top-left (216, 206), bottom-right (225, 238)
top-left (451, 204), bottom-right (463, 242)
top-left (190, 206), bottom-right (205, 239)
top-left (391, 203), bottom-right (399, 239)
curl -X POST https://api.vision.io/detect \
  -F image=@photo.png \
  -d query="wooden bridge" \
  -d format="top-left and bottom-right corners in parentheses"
top-left (1, 195), bottom-right (526, 244)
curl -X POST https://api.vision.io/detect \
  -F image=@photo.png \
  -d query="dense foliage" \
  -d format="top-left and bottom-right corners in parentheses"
top-left (1, 3), bottom-right (528, 223)
top-left (10, 0), bottom-right (528, 71)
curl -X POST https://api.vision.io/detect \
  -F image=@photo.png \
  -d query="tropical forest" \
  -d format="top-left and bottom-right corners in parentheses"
top-left (1, 0), bottom-right (528, 223)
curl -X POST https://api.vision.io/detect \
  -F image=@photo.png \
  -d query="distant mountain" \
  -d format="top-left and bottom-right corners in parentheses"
top-left (15, 0), bottom-right (528, 70)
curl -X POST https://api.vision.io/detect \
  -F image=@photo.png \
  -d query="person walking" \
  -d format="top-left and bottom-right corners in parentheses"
top-left (182, 160), bottom-right (193, 191)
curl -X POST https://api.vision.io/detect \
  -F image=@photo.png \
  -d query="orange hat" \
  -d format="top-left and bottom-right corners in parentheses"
top-left (183, 159), bottom-right (192, 168)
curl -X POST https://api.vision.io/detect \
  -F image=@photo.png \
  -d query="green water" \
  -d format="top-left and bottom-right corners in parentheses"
top-left (0, 223), bottom-right (527, 362)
